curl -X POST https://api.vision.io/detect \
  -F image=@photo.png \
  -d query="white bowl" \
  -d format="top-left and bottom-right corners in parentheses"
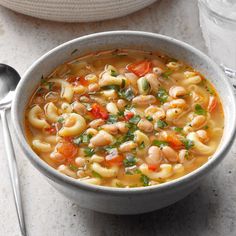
top-left (12, 31), bottom-right (236, 214)
top-left (0, 0), bottom-right (156, 22)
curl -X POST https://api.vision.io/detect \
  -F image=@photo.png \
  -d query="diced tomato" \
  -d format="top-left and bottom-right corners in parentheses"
top-left (124, 112), bottom-right (134, 121)
top-left (105, 154), bottom-right (124, 166)
top-left (148, 165), bottom-right (157, 171)
top-left (127, 60), bottom-right (152, 77)
top-left (78, 76), bottom-right (89, 86)
top-left (66, 75), bottom-right (89, 86)
top-left (167, 135), bottom-right (183, 150)
top-left (90, 103), bottom-right (109, 120)
top-left (64, 136), bottom-right (73, 143)
top-left (57, 141), bottom-right (77, 160)
top-left (208, 96), bottom-right (217, 112)
top-left (66, 75), bottom-right (79, 83)
top-left (45, 126), bottom-right (56, 134)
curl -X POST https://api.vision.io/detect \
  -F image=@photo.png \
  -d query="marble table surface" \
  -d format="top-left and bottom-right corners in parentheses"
top-left (0, 0), bottom-right (236, 235)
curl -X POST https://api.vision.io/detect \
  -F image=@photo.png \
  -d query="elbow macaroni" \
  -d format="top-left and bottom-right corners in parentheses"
top-left (59, 113), bottom-right (86, 137)
top-left (28, 105), bottom-right (50, 129)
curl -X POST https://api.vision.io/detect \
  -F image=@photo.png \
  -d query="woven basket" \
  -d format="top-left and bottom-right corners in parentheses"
top-left (0, 0), bottom-right (156, 22)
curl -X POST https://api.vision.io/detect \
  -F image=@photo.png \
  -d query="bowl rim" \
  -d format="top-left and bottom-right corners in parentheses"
top-left (12, 30), bottom-right (236, 195)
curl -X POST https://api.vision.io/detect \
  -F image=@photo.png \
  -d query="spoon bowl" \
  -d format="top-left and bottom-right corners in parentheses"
top-left (0, 64), bottom-right (20, 109)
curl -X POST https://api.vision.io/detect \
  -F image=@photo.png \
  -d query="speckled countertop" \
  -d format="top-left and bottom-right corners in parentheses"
top-left (0, 0), bottom-right (236, 235)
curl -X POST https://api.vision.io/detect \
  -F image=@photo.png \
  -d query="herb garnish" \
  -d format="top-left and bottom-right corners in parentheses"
top-left (111, 69), bottom-right (119, 77)
top-left (84, 147), bottom-right (95, 157)
top-left (92, 171), bottom-right (102, 178)
top-left (152, 140), bottom-right (169, 148)
top-left (182, 139), bottom-right (194, 150)
top-left (68, 163), bottom-right (78, 171)
top-left (123, 154), bottom-right (137, 167)
top-left (107, 114), bottom-right (118, 124)
top-left (121, 79), bottom-right (126, 88)
top-left (129, 115), bottom-right (141, 125)
top-left (146, 116), bottom-right (153, 122)
top-left (140, 174), bottom-right (150, 186)
top-left (162, 69), bottom-right (173, 79)
top-left (156, 88), bottom-right (168, 103)
top-left (48, 82), bottom-right (54, 91)
top-left (195, 104), bottom-right (206, 115)
top-left (156, 120), bottom-right (168, 128)
top-left (57, 117), bottom-right (65, 123)
top-left (73, 133), bottom-right (92, 146)
top-left (119, 87), bottom-right (134, 101)
top-left (174, 127), bottom-right (183, 133)
top-left (102, 85), bottom-right (120, 91)
top-left (139, 141), bottom-right (145, 149)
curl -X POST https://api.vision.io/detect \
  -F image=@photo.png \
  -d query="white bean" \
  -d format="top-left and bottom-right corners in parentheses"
top-left (90, 130), bottom-right (114, 147)
top-left (119, 141), bottom-right (137, 152)
top-left (89, 119), bottom-right (105, 129)
top-left (162, 146), bottom-right (178, 163)
top-left (145, 146), bottom-right (162, 166)
top-left (137, 119), bottom-right (154, 133)
top-left (169, 86), bottom-right (187, 98)
top-left (132, 95), bottom-right (156, 106)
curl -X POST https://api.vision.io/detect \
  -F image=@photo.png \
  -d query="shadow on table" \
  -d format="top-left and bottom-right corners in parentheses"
top-left (88, 184), bottom-right (219, 236)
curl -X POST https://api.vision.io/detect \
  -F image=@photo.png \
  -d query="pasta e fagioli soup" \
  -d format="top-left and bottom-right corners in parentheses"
top-left (25, 49), bottom-right (224, 188)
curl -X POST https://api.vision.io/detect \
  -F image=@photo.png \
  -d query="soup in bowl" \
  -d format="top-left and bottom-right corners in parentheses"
top-left (12, 31), bottom-right (236, 214)
top-left (25, 49), bottom-right (224, 188)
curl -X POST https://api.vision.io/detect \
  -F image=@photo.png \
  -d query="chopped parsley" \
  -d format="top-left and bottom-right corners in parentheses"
top-left (123, 154), bottom-right (137, 167)
top-left (203, 125), bottom-right (209, 130)
top-left (121, 79), bottom-right (126, 88)
top-left (81, 133), bottom-right (92, 143)
top-left (156, 88), bottom-right (168, 103)
top-left (68, 163), bottom-right (78, 171)
top-left (92, 171), bottom-right (102, 178)
top-left (57, 117), bottom-right (65, 123)
top-left (195, 104), bottom-right (206, 115)
top-left (134, 169), bottom-right (142, 174)
top-left (48, 82), bottom-right (54, 91)
top-left (111, 69), bottom-right (119, 77)
top-left (140, 174), bottom-right (150, 186)
top-left (73, 133), bottom-right (92, 145)
top-left (101, 85), bottom-right (120, 91)
top-left (41, 75), bottom-right (46, 84)
top-left (146, 116), bottom-right (153, 122)
top-left (117, 110), bottom-right (124, 117)
top-left (174, 127), bottom-right (183, 133)
top-left (129, 115), bottom-right (141, 125)
top-left (122, 130), bottom-right (135, 142)
top-left (73, 137), bottom-right (82, 146)
top-left (161, 69), bottom-right (173, 79)
top-left (36, 87), bottom-right (44, 95)
top-left (152, 140), bottom-right (169, 148)
top-left (119, 87), bottom-right (134, 101)
top-left (182, 139), bottom-right (194, 150)
top-left (84, 147), bottom-right (95, 157)
top-left (139, 141), bottom-right (145, 149)
top-left (107, 114), bottom-right (118, 124)
top-left (142, 78), bottom-right (150, 92)
top-left (206, 86), bottom-right (215, 95)
top-left (156, 120), bottom-right (168, 128)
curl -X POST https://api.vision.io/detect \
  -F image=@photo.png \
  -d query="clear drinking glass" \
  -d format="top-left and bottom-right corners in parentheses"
top-left (198, 0), bottom-right (236, 82)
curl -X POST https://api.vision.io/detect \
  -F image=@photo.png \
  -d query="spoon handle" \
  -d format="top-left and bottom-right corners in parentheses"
top-left (0, 110), bottom-right (27, 236)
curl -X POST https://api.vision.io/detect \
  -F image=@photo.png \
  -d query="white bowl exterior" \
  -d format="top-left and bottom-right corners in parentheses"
top-left (12, 31), bottom-right (236, 214)
top-left (0, 0), bottom-right (156, 22)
